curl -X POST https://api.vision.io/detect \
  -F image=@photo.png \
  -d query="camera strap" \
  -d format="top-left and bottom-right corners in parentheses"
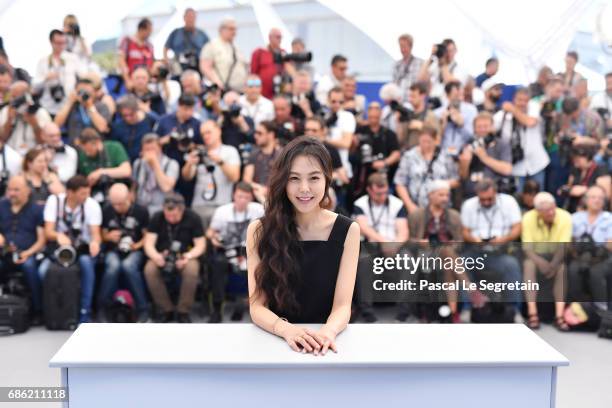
top-left (56, 195), bottom-right (85, 233)
top-left (0, 145), bottom-right (6, 173)
top-left (223, 44), bottom-right (238, 90)
top-left (182, 29), bottom-right (197, 53)
top-left (367, 197), bottom-right (389, 232)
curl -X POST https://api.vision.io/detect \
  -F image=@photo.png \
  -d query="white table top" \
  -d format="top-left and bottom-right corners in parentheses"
top-left (49, 323), bottom-right (569, 369)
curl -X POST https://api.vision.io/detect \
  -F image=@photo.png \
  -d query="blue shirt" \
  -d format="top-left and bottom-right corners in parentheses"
top-left (0, 199), bottom-right (43, 251)
top-left (164, 28), bottom-right (209, 57)
top-left (572, 211), bottom-right (612, 244)
top-left (475, 72), bottom-right (490, 87)
top-left (436, 101), bottom-right (478, 156)
top-left (109, 113), bottom-right (158, 162)
top-left (155, 114), bottom-right (202, 163)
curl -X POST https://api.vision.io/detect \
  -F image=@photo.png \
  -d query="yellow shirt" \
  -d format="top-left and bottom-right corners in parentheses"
top-left (521, 208), bottom-right (572, 253)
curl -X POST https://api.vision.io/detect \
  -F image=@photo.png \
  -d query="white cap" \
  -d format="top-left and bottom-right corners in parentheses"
top-left (481, 76), bottom-right (504, 93)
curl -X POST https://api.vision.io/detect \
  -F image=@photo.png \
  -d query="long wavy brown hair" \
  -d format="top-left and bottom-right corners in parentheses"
top-left (252, 136), bottom-right (333, 313)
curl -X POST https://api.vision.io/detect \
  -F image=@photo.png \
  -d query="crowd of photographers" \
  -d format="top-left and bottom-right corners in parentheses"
top-left (0, 11), bottom-right (610, 332)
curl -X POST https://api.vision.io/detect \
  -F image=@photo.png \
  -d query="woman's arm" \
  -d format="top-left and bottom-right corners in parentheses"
top-left (316, 221), bottom-right (360, 353)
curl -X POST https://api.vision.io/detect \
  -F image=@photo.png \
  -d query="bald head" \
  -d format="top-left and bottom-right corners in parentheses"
top-left (269, 28), bottom-right (282, 49)
top-left (42, 122), bottom-right (62, 146)
top-left (7, 175), bottom-right (30, 206)
top-left (108, 183), bottom-right (132, 214)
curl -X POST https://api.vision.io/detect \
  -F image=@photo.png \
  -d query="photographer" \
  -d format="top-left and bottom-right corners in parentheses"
top-left (476, 78), bottom-right (503, 114)
top-left (521, 192), bottom-right (572, 330)
top-left (178, 70), bottom-right (217, 121)
top-left (352, 173), bottom-right (408, 322)
top-left (163, 8), bottom-right (209, 76)
top-left (303, 116), bottom-right (348, 187)
top-left (559, 51), bottom-right (584, 91)
top-left (460, 178), bottom-right (523, 314)
top-left (54, 77), bottom-right (111, 143)
top-left (558, 96), bottom-right (604, 152)
top-left (33, 30), bottom-right (82, 116)
top-left (183, 120), bottom-right (240, 229)
top-left (0, 138), bottom-right (22, 196)
top-left (0, 176), bottom-right (46, 324)
top-left (77, 128), bottom-right (132, 204)
top-left (219, 90), bottom-right (254, 152)
top-left (353, 102), bottom-right (400, 194)
top-left (394, 126), bottom-right (459, 214)
top-left (417, 38), bottom-right (467, 99)
top-left (568, 185), bottom-right (612, 303)
top-left (128, 67), bottom-right (166, 117)
top-left (109, 94), bottom-right (157, 162)
top-left (436, 81), bottom-right (477, 158)
top-left (41, 175), bottom-right (102, 324)
top-left (589, 72), bottom-right (611, 139)
top-left (0, 65), bottom-right (11, 108)
top-left (251, 28), bottom-right (290, 99)
top-left (118, 18), bottom-right (154, 90)
top-left (272, 94), bottom-right (302, 145)
top-left (289, 38), bottom-right (314, 79)
top-left (0, 81), bottom-right (52, 154)
top-left (62, 14), bottom-right (91, 70)
top-left (475, 58), bottom-right (499, 88)
top-left (99, 183), bottom-right (149, 323)
top-left (341, 75), bottom-right (366, 124)
top-left (199, 17), bottom-right (248, 93)
top-left (144, 192), bottom-right (206, 323)
top-left (290, 70), bottom-right (321, 121)
top-left (325, 87), bottom-right (356, 180)
top-left (399, 81), bottom-right (440, 150)
top-left (133, 133), bottom-right (179, 215)
top-left (494, 87), bottom-right (549, 192)
top-left (558, 145), bottom-right (610, 213)
top-left (242, 121), bottom-right (280, 203)
top-left (458, 112), bottom-right (512, 197)
top-left (407, 180), bottom-right (465, 322)
top-left (239, 75), bottom-right (274, 126)
top-left (528, 66), bottom-right (553, 98)
top-left (41, 122), bottom-right (77, 182)
top-left (316, 54), bottom-right (348, 106)
top-left (206, 182), bottom-right (264, 322)
top-left (392, 34), bottom-right (424, 102)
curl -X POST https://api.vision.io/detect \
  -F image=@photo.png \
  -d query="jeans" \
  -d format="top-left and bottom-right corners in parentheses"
top-left (39, 254), bottom-right (97, 313)
top-left (0, 257), bottom-right (41, 313)
top-left (461, 252), bottom-right (523, 309)
top-left (98, 251), bottom-right (147, 312)
top-left (516, 168), bottom-right (546, 192)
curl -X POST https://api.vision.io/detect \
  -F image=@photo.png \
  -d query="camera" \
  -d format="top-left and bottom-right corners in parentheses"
top-left (222, 103), bottom-right (242, 120)
top-left (10, 94), bottom-right (38, 115)
top-left (54, 228), bottom-right (86, 267)
top-left (273, 52), bottom-right (312, 65)
top-left (78, 89), bottom-right (91, 103)
top-left (162, 240), bottom-right (182, 277)
top-left (68, 23), bottom-right (80, 37)
top-left (138, 91), bottom-right (162, 104)
top-left (170, 127), bottom-right (194, 151)
top-left (118, 235), bottom-right (134, 254)
top-left (433, 43), bottom-right (447, 60)
top-left (178, 51), bottom-right (199, 71)
top-left (156, 65), bottom-right (170, 80)
top-left (193, 146), bottom-right (216, 172)
top-left (0, 169), bottom-right (10, 196)
top-left (558, 132), bottom-right (575, 167)
top-left (389, 100), bottom-right (415, 123)
top-left (497, 177), bottom-right (516, 195)
top-left (540, 100), bottom-right (556, 119)
top-left (595, 108), bottom-right (611, 135)
top-left (49, 83), bottom-right (66, 103)
top-left (470, 133), bottom-right (496, 150)
top-left (238, 143), bottom-right (253, 166)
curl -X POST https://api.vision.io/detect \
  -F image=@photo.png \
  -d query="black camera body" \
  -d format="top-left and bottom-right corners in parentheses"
top-left (434, 43), bottom-right (447, 60)
top-left (69, 23), bottom-right (80, 37)
top-left (78, 89), bottom-right (91, 103)
top-left (170, 127), bottom-right (194, 151)
top-left (0, 169), bottom-right (10, 196)
top-left (222, 103), bottom-right (242, 121)
top-left (558, 132), bottom-right (575, 167)
top-left (156, 66), bottom-right (170, 80)
top-left (194, 146), bottom-right (216, 172)
top-left (178, 51), bottom-right (198, 71)
top-left (162, 240), bottom-right (183, 277)
top-left (389, 100), bottom-right (415, 123)
top-left (273, 52), bottom-right (312, 65)
top-left (49, 83), bottom-right (66, 103)
top-left (10, 94), bottom-right (39, 115)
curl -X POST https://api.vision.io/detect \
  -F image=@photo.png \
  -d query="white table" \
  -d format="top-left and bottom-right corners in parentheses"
top-left (50, 323), bottom-right (568, 408)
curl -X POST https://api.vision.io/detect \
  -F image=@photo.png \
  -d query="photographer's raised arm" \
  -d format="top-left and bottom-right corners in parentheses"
top-left (53, 92), bottom-right (77, 127)
top-left (85, 104), bottom-right (109, 134)
top-left (503, 102), bottom-right (538, 128)
top-left (150, 158), bottom-right (176, 192)
top-left (181, 151), bottom-right (199, 181)
top-left (326, 131), bottom-right (352, 150)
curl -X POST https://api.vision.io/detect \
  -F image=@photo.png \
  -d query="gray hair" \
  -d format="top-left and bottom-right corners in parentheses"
top-left (474, 178), bottom-right (497, 194)
top-left (180, 69), bottom-right (201, 83)
top-left (533, 192), bottom-right (556, 210)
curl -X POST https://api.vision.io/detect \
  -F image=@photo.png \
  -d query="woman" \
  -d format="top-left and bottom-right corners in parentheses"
top-left (22, 147), bottom-right (64, 206)
top-left (246, 136), bottom-right (360, 355)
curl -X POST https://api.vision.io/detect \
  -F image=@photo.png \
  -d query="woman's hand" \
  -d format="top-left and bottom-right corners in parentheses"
top-left (279, 324), bottom-right (322, 355)
top-left (312, 326), bottom-right (338, 355)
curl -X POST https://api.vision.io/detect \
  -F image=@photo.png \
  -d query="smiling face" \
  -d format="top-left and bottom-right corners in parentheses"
top-left (286, 154), bottom-right (327, 214)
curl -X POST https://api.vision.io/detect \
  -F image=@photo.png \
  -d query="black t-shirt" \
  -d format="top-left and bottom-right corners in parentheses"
top-left (355, 125), bottom-right (399, 160)
top-left (102, 203), bottom-right (149, 249)
top-left (148, 209), bottom-right (204, 253)
top-left (567, 163), bottom-right (610, 211)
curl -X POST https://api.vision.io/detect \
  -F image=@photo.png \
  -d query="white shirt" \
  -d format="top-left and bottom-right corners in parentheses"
top-left (427, 60), bottom-right (468, 98)
top-left (43, 194), bottom-right (102, 243)
top-left (209, 202), bottom-right (265, 247)
top-left (50, 144), bottom-right (78, 183)
top-left (34, 52), bottom-right (83, 115)
top-left (0, 144), bottom-right (23, 176)
top-left (315, 73), bottom-right (341, 106)
top-left (460, 193), bottom-right (521, 240)
top-left (352, 194), bottom-right (407, 241)
top-left (0, 106), bottom-right (52, 155)
top-left (589, 91), bottom-right (611, 112)
top-left (239, 94), bottom-right (274, 126)
top-left (192, 144), bottom-right (241, 207)
top-left (494, 103), bottom-right (550, 176)
top-left (327, 110), bottom-right (356, 178)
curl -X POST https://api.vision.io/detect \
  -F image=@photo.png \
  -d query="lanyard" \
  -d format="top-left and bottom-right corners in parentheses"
top-left (477, 203), bottom-right (499, 240)
top-left (368, 197), bottom-right (389, 231)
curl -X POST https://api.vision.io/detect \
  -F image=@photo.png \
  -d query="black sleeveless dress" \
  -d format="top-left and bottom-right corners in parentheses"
top-left (269, 214), bottom-right (355, 323)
